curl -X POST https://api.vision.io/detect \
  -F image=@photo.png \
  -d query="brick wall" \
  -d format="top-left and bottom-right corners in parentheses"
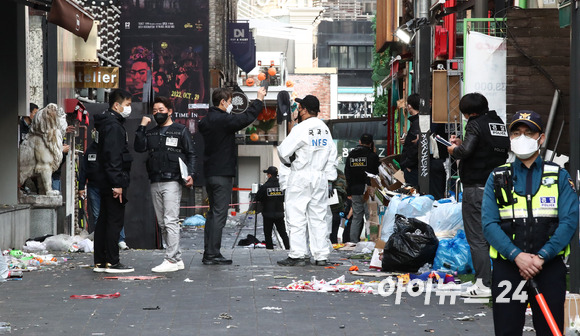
top-left (288, 74), bottom-right (332, 120)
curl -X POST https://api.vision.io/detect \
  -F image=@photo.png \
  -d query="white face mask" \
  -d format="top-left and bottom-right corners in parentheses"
top-left (226, 104), bottom-right (233, 114)
top-left (511, 134), bottom-right (539, 159)
top-left (119, 105), bottom-right (132, 118)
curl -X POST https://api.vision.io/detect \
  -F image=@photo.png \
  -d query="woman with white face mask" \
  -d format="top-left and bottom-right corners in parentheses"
top-left (482, 110), bottom-right (579, 336)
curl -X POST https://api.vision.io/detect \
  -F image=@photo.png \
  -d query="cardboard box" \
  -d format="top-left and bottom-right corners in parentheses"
top-left (369, 222), bottom-right (381, 242)
top-left (393, 170), bottom-right (405, 184)
top-left (375, 239), bottom-right (386, 250)
top-left (565, 293), bottom-right (580, 331)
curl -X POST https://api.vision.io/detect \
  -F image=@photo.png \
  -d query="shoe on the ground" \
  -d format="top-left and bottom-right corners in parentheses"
top-left (118, 241), bottom-right (129, 250)
top-left (314, 260), bottom-right (328, 266)
top-left (202, 255), bottom-right (233, 265)
top-left (105, 263), bottom-right (134, 274)
top-left (461, 284), bottom-right (492, 298)
top-left (176, 260), bottom-right (185, 270)
top-left (93, 263), bottom-right (109, 273)
top-left (277, 257), bottom-right (308, 266)
top-left (152, 260), bottom-right (179, 273)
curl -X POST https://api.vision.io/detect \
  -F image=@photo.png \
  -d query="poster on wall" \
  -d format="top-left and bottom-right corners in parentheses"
top-left (120, 0), bottom-right (209, 136)
top-left (464, 31), bottom-right (507, 122)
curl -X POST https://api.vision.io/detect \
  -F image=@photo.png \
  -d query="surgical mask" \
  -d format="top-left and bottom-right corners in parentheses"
top-left (511, 134), bottom-right (540, 159)
top-left (295, 109), bottom-right (303, 123)
top-left (119, 105), bottom-right (132, 118)
top-left (226, 104), bottom-right (233, 114)
top-left (154, 112), bottom-right (169, 125)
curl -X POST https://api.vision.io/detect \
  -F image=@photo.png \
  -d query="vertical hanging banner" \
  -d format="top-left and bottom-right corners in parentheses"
top-left (227, 22), bottom-right (256, 73)
top-left (464, 31), bottom-right (507, 122)
top-left (120, 0), bottom-right (209, 135)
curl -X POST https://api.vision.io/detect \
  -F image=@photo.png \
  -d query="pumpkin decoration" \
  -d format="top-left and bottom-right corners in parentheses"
top-left (268, 67), bottom-right (277, 76)
top-left (249, 133), bottom-right (259, 141)
top-left (286, 80), bottom-right (294, 87)
top-left (257, 73), bottom-right (266, 81)
top-left (245, 78), bottom-right (255, 86)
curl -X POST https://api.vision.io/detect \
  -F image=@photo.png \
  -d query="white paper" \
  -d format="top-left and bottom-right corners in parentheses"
top-left (178, 157), bottom-right (189, 182)
top-left (328, 189), bottom-right (339, 205)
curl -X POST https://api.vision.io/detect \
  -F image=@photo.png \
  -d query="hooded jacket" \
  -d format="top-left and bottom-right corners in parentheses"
top-left (199, 100), bottom-right (263, 177)
top-left (399, 113), bottom-right (420, 171)
top-left (94, 109), bottom-right (133, 189)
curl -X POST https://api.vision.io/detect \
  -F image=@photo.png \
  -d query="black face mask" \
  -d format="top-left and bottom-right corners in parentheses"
top-left (154, 112), bottom-right (169, 125)
top-left (295, 109), bottom-right (303, 123)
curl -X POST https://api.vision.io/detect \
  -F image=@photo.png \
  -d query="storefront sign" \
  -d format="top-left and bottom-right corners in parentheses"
top-left (75, 66), bottom-right (120, 88)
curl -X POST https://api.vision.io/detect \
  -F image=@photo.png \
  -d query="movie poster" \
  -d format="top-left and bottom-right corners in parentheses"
top-left (120, 0), bottom-right (209, 136)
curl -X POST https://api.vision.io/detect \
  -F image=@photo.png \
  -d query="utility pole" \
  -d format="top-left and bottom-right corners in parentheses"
top-left (568, 1), bottom-right (580, 293)
top-left (415, 0), bottom-right (431, 194)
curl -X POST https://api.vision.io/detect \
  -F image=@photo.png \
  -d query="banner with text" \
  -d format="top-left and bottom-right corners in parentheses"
top-left (464, 31), bottom-right (507, 122)
top-left (120, 0), bottom-right (209, 136)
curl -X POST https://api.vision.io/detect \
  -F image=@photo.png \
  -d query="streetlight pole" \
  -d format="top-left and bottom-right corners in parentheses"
top-left (568, 0), bottom-right (580, 293)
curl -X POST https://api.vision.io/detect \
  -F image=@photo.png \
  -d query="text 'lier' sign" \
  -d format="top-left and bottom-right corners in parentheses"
top-left (75, 66), bottom-right (120, 89)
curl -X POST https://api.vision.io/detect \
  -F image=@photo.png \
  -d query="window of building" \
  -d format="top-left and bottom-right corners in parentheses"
top-left (329, 45), bottom-right (372, 69)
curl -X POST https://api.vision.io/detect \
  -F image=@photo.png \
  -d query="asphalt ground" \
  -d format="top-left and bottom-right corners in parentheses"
top-left (0, 223), bottom-right (520, 336)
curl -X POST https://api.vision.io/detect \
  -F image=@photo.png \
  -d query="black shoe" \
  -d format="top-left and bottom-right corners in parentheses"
top-left (277, 257), bottom-right (308, 266)
top-left (202, 256), bottom-right (233, 265)
top-left (105, 263), bottom-right (134, 273)
top-left (314, 260), bottom-right (328, 266)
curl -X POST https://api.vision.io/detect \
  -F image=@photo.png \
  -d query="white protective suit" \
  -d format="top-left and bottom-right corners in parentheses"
top-left (277, 117), bottom-right (338, 261)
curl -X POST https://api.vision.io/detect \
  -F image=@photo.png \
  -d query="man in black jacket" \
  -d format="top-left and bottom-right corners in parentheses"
top-left (255, 166), bottom-right (289, 250)
top-left (199, 86), bottom-right (266, 265)
top-left (92, 89), bottom-right (134, 274)
top-left (345, 133), bottom-right (379, 242)
top-left (399, 93), bottom-right (421, 189)
top-left (447, 92), bottom-right (510, 297)
top-left (135, 96), bottom-right (196, 273)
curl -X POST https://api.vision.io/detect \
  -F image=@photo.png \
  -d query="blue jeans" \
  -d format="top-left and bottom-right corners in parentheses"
top-left (87, 184), bottom-right (125, 242)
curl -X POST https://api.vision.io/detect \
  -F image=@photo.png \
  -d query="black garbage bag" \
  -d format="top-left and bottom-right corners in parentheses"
top-left (382, 215), bottom-right (439, 272)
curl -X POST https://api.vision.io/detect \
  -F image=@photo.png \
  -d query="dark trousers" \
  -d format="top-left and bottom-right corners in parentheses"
top-left (204, 176), bottom-right (233, 258)
top-left (94, 189), bottom-right (126, 266)
top-left (403, 168), bottom-right (419, 189)
top-left (429, 159), bottom-right (446, 200)
top-left (462, 186), bottom-right (492, 288)
top-left (342, 219), bottom-right (352, 243)
top-left (263, 216), bottom-right (290, 250)
top-left (329, 211), bottom-right (341, 244)
top-left (492, 257), bottom-right (566, 336)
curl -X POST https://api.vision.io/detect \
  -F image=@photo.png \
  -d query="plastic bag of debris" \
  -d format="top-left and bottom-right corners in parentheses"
top-left (382, 215), bottom-right (439, 273)
top-left (429, 199), bottom-right (463, 238)
top-left (433, 230), bottom-right (473, 274)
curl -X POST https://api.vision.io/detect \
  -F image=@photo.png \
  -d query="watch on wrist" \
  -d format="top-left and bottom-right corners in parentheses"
top-left (537, 254), bottom-right (544, 260)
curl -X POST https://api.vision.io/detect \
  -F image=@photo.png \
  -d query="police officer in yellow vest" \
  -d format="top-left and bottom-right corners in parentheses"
top-left (482, 110), bottom-right (578, 336)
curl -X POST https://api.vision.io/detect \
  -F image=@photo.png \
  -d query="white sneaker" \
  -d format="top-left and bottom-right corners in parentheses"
top-left (151, 260), bottom-right (179, 273)
top-left (118, 241), bottom-right (129, 250)
top-left (176, 260), bottom-right (185, 270)
top-left (461, 284), bottom-right (492, 298)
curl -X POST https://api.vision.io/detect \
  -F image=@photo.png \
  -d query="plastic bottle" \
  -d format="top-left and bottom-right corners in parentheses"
top-left (0, 256), bottom-right (9, 281)
top-left (8, 270), bottom-right (22, 278)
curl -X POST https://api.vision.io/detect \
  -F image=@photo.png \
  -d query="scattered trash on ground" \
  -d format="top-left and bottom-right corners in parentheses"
top-left (69, 292), bottom-right (121, 299)
top-left (454, 315), bottom-right (474, 321)
top-left (219, 313), bottom-right (232, 320)
top-left (104, 276), bottom-right (164, 280)
top-left (143, 306), bottom-right (160, 310)
top-left (184, 278), bottom-right (194, 282)
top-left (269, 275), bottom-right (375, 294)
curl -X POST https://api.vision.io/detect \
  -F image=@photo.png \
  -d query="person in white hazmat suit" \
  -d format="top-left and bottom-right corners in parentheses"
top-left (277, 95), bottom-right (338, 266)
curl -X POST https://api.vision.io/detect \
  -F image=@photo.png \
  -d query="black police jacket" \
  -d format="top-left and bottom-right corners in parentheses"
top-left (399, 114), bottom-right (420, 170)
top-left (255, 176), bottom-right (285, 218)
top-left (134, 122), bottom-right (196, 183)
top-left (199, 100), bottom-right (263, 177)
top-left (78, 141), bottom-right (100, 190)
top-left (94, 109), bottom-right (133, 189)
top-left (345, 145), bottom-right (380, 196)
top-left (452, 110), bottom-right (509, 186)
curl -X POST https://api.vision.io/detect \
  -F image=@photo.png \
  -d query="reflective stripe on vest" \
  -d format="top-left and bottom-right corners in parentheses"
top-left (490, 163), bottom-right (568, 259)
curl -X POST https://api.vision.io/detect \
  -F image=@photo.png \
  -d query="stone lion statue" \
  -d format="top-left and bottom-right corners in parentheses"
top-left (19, 103), bottom-right (67, 196)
